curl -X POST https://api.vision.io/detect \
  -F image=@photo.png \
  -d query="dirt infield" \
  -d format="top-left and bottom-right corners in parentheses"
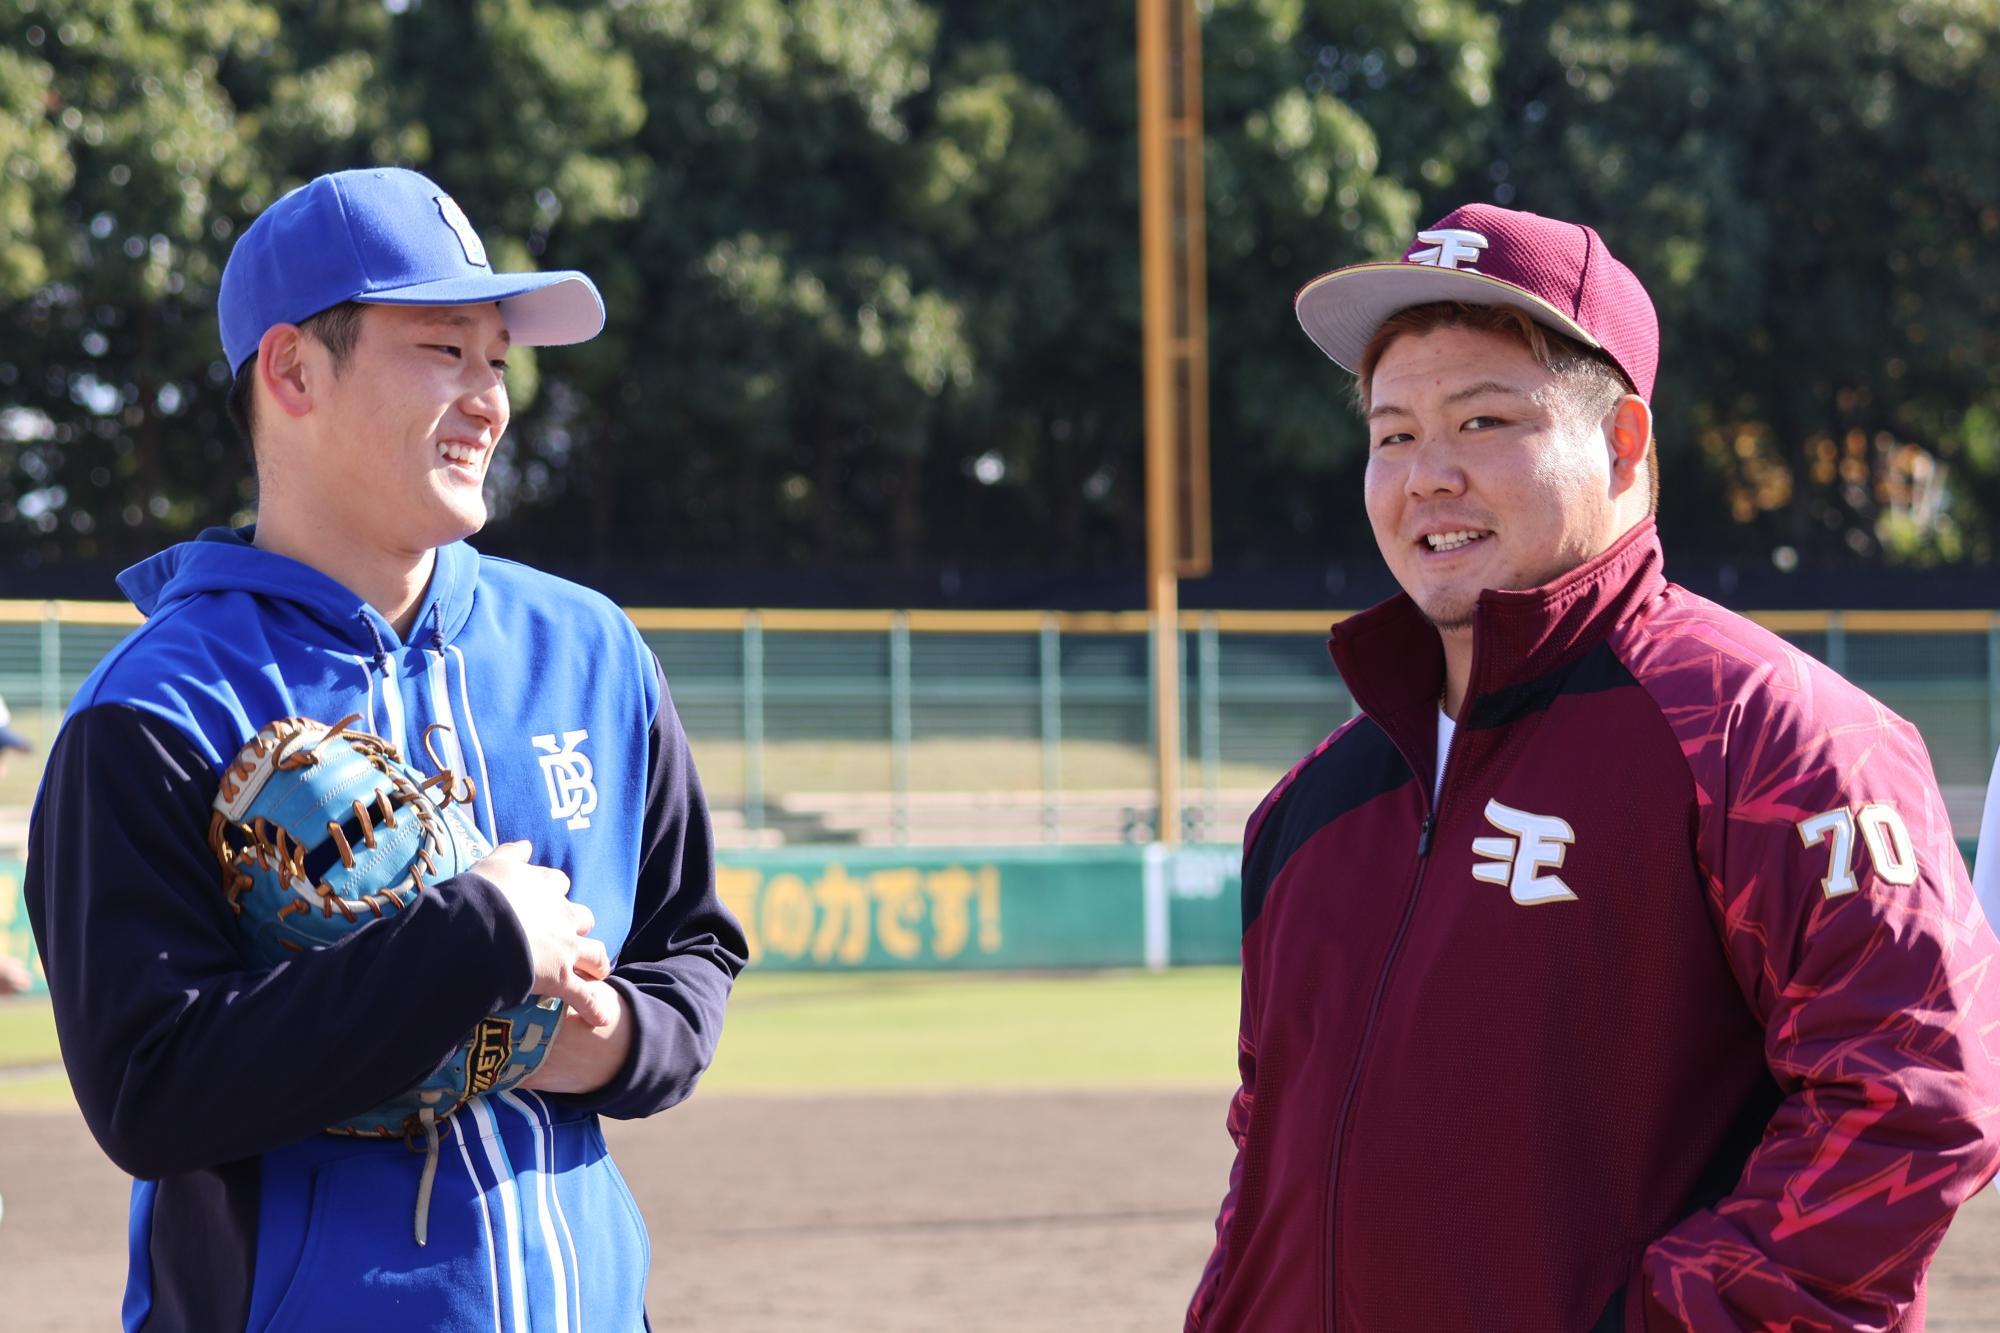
top-left (3, 1090), bottom-right (1998, 1331)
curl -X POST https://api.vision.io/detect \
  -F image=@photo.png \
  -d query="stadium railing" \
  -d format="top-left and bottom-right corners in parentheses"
top-left (2, 603), bottom-right (1997, 850)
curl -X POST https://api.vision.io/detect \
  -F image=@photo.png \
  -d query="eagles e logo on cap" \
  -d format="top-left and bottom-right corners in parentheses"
top-left (1293, 201), bottom-right (1661, 401)
top-left (1406, 228), bottom-right (1489, 272)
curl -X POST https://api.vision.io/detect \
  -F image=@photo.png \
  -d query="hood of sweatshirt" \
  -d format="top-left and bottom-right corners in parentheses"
top-left (117, 526), bottom-right (480, 655)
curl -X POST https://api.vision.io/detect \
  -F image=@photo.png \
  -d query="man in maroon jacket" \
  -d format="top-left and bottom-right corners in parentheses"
top-left (1187, 203), bottom-right (2000, 1331)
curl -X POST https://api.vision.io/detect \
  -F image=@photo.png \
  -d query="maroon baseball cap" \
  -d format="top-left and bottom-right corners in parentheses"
top-left (1294, 202), bottom-right (1660, 400)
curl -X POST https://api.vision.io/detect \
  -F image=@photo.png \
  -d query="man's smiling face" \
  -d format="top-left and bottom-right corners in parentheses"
top-left (304, 302), bottom-right (513, 557)
top-left (1362, 323), bottom-right (1628, 633)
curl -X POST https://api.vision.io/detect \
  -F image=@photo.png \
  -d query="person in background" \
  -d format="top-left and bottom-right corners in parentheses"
top-left (0, 693), bottom-right (28, 782)
top-left (1, 694), bottom-right (33, 994)
top-left (1970, 747), bottom-right (2000, 948)
top-left (0, 693), bottom-right (32, 1234)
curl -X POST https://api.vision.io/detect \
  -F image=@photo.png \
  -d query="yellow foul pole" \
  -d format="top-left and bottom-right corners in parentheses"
top-left (1138, 0), bottom-right (1209, 844)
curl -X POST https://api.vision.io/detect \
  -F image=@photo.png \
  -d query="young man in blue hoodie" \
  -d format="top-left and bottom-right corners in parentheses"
top-left (24, 167), bottom-right (750, 1331)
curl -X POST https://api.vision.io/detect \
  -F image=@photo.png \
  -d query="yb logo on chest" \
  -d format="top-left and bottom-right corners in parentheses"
top-left (533, 729), bottom-right (598, 831)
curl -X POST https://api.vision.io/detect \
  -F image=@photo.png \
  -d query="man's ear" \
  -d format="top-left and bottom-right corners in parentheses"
top-left (256, 325), bottom-right (316, 421)
top-left (1606, 395), bottom-right (1652, 499)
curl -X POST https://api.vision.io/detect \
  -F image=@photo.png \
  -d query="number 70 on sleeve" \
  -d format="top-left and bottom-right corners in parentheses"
top-left (1797, 804), bottom-right (1920, 898)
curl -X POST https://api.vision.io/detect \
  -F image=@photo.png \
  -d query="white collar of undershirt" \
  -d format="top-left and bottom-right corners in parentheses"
top-left (1435, 705), bottom-right (1456, 802)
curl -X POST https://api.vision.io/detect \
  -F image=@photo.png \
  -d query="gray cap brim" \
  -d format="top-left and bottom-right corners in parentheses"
top-left (356, 270), bottom-right (605, 347)
top-left (1295, 262), bottom-right (1601, 374)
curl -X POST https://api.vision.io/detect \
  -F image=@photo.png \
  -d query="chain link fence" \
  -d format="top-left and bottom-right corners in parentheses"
top-left (2, 603), bottom-right (1995, 848)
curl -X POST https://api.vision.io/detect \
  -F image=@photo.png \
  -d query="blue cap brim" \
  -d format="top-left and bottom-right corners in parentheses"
top-left (0, 726), bottom-right (29, 752)
top-left (356, 270), bottom-right (605, 348)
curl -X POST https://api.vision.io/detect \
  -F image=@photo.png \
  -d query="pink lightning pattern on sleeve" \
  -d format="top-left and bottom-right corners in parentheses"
top-left (1620, 592), bottom-right (2000, 1331)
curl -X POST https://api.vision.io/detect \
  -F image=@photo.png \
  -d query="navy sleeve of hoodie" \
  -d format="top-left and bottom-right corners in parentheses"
top-left (23, 702), bottom-right (540, 1179)
top-left (548, 658), bottom-right (748, 1120)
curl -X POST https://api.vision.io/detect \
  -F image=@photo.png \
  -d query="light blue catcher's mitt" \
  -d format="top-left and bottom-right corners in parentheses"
top-left (209, 715), bottom-right (563, 1243)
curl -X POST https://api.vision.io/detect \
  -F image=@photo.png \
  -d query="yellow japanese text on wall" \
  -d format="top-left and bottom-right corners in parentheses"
top-left (717, 861), bottom-right (1003, 967)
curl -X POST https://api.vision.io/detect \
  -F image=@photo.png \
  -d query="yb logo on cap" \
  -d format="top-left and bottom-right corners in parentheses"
top-left (435, 195), bottom-right (489, 268)
top-left (1407, 228), bottom-right (1488, 272)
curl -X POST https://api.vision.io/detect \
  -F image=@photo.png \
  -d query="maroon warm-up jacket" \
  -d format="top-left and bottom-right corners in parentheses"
top-left (1188, 521), bottom-right (2000, 1332)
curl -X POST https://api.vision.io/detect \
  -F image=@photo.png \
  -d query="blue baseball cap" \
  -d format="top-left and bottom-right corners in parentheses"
top-left (218, 167), bottom-right (605, 372)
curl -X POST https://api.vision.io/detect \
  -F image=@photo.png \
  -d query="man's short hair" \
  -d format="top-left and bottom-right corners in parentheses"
top-left (225, 301), bottom-right (368, 451)
top-left (1356, 301), bottom-right (1658, 514)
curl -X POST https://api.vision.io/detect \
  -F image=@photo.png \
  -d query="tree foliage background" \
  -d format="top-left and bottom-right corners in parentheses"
top-left (4, 0), bottom-right (1999, 596)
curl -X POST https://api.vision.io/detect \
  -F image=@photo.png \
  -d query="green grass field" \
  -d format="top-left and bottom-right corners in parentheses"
top-left (0, 966), bottom-right (1241, 1111)
top-left (701, 967), bottom-right (1240, 1093)
top-left (0, 995), bottom-right (68, 1110)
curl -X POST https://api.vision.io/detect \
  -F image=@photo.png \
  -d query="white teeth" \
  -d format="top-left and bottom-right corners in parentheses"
top-left (438, 442), bottom-right (479, 467)
top-left (1425, 530), bottom-right (1487, 551)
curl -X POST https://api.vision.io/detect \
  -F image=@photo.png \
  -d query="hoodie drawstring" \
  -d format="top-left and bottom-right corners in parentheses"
top-left (413, 602), bottom-right (465, 1246)
top-left (424, 612), bottom-right (495, 839)
top-left (413, 1107), bottom-right (441, 1246)
top-left (358, 610), bottom-right (392, 673)
top-left (355, 612), bottom-right (411, 757)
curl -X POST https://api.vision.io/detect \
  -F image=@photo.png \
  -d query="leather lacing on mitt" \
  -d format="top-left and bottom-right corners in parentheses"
top-left (207, 714), bottom-right (499, 1245)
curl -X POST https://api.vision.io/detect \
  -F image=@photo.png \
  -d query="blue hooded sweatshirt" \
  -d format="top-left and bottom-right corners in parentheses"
top-left (24, 528), bottom-right (748, 1332)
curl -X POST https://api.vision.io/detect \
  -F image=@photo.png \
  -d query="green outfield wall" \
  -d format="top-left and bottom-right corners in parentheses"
top-left (0, 847), bottom-right (1249, 991)
top-left (714, 845), bottom-right (1243, 971)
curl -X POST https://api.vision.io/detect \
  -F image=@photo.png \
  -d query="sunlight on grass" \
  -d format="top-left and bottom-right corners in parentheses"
top-left (700, 966), bottom-right (1241, 1094)
top-left (0, 1000), bottom-right (59, 1069)
top-left (0, 970), bottom-right (1246, 1110)
top-left (0, 1000), bottom-right (70, 1112)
